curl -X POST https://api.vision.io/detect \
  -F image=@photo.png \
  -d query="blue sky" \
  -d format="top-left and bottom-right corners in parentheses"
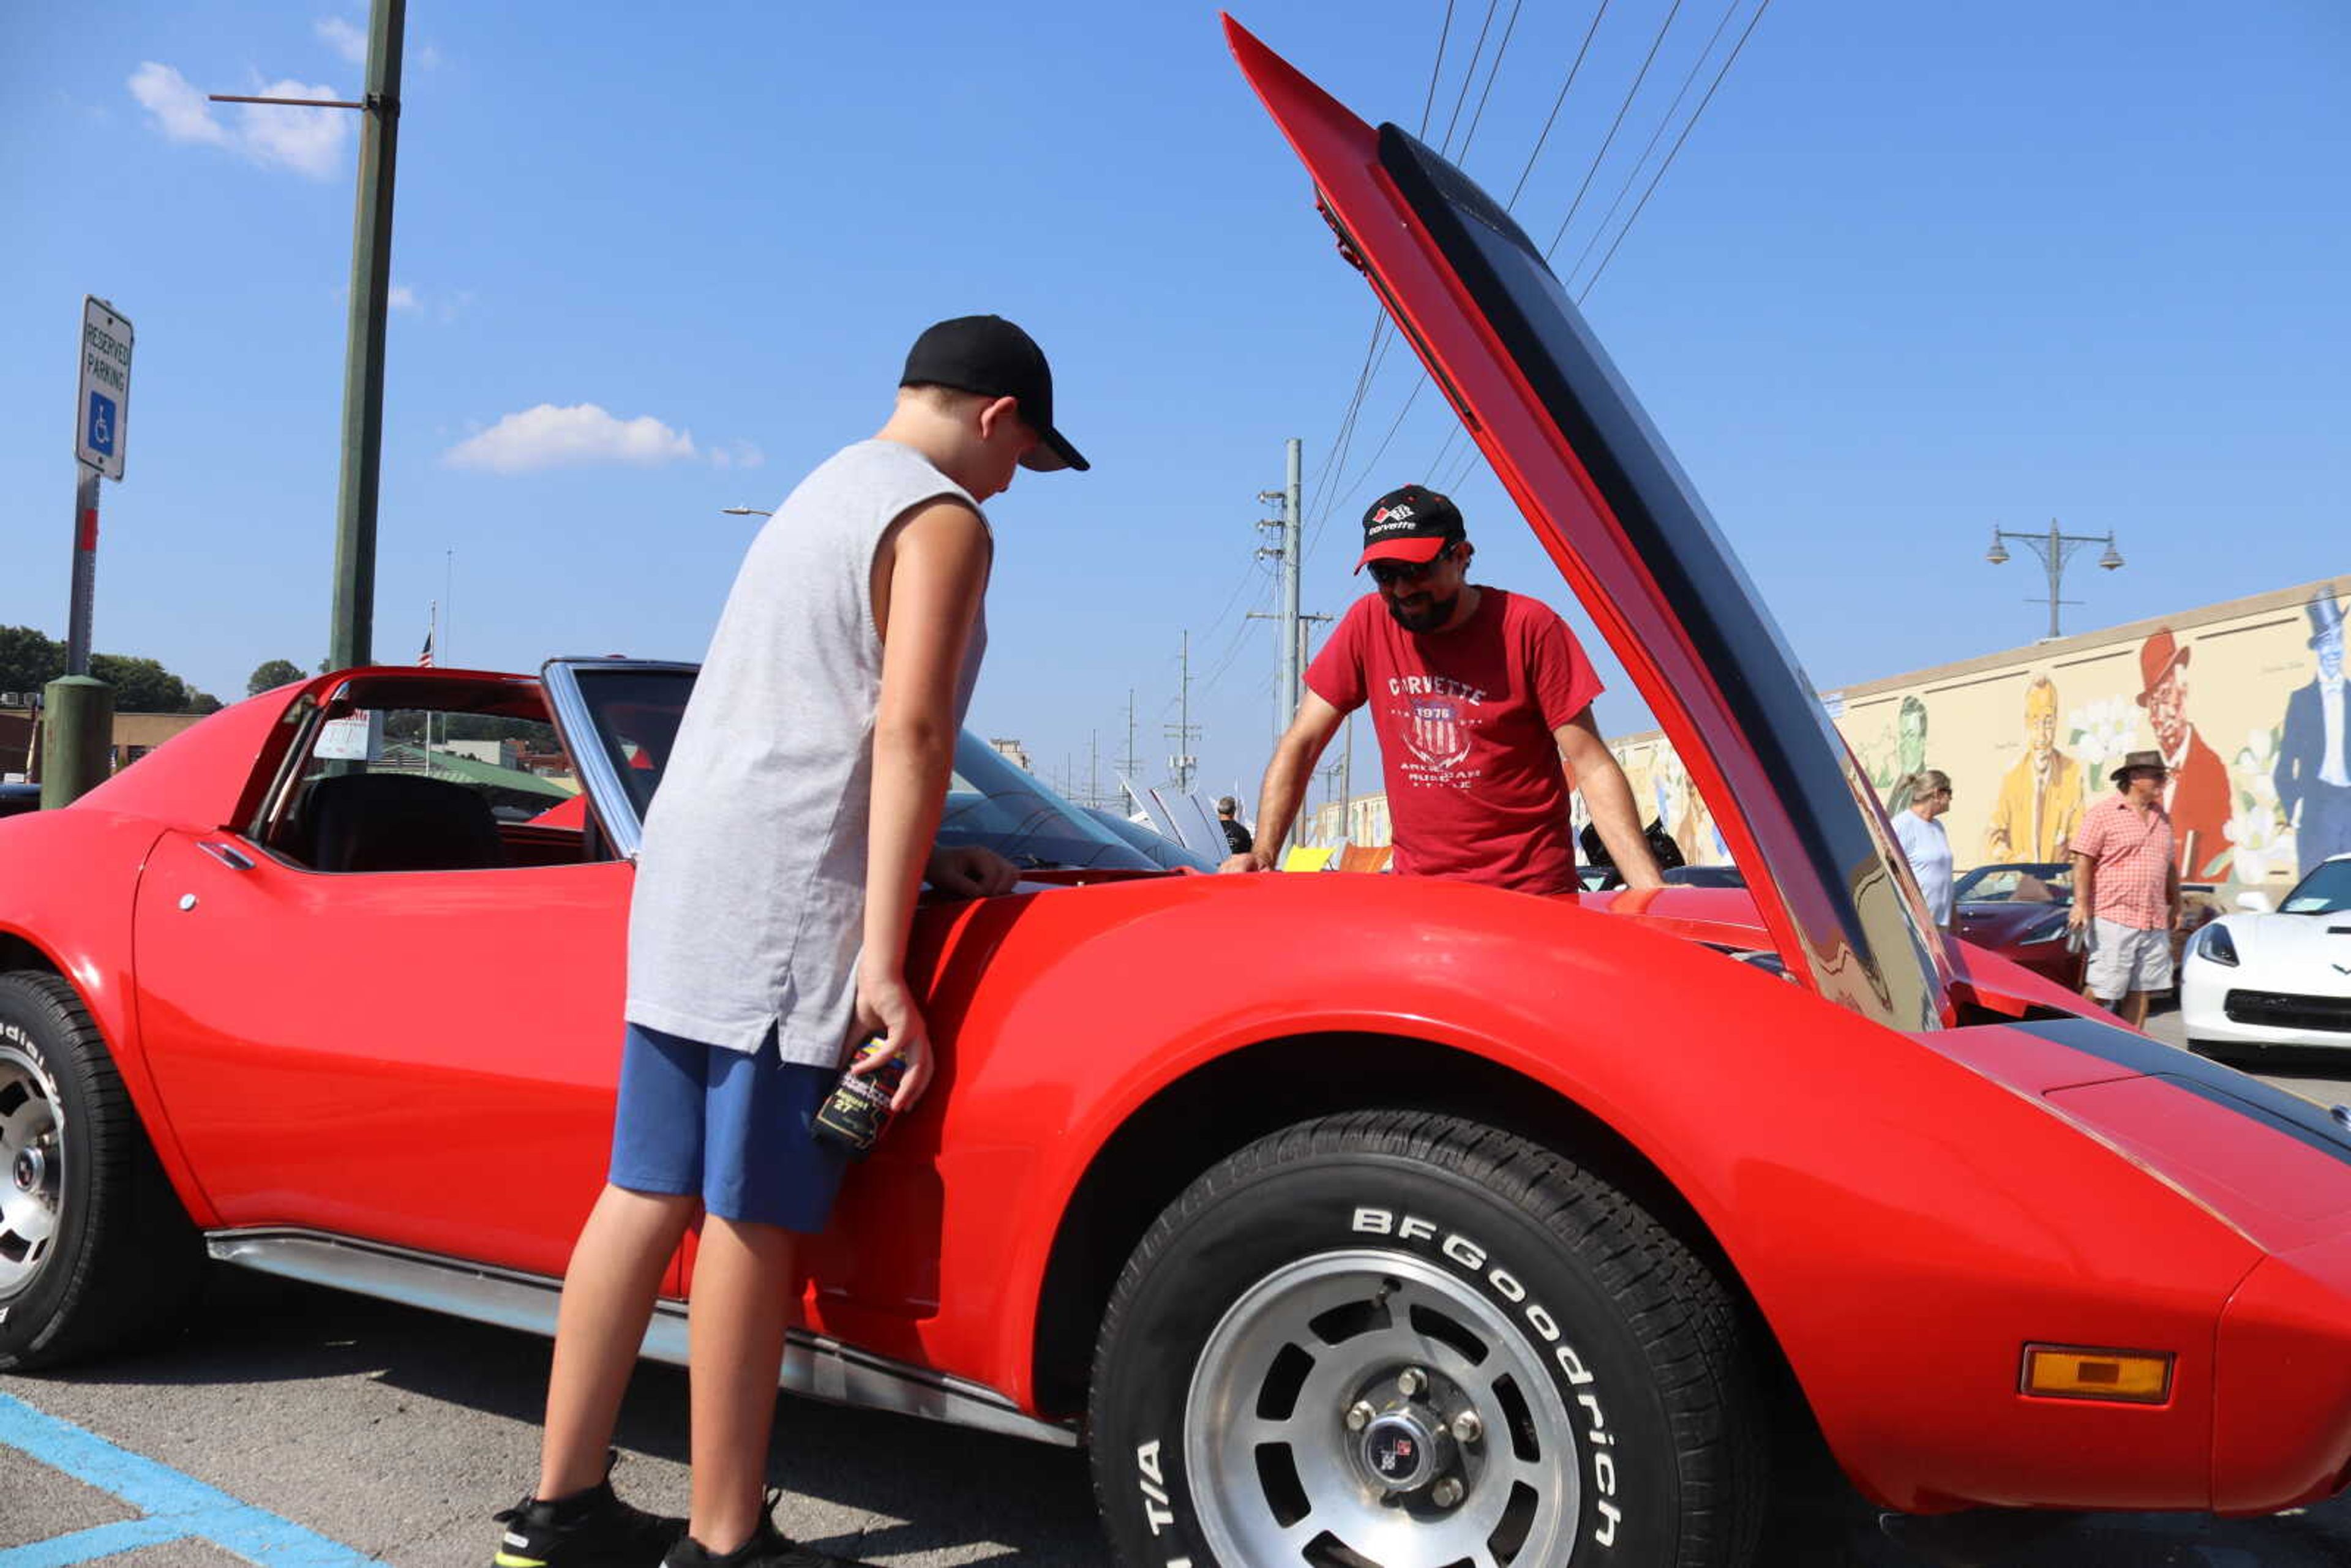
top-left (2, 1), bottom-right (2345, 809)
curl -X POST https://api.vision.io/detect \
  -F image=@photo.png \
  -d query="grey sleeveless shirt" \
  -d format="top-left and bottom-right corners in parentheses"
top-left (625, 439), bottom-right (988, 1064)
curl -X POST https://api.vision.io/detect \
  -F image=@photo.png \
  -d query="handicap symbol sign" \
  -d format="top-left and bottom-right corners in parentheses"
top-left (86, 391), bottom-right (117, 459)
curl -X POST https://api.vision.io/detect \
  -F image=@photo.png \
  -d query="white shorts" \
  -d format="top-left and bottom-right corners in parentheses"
top-left (2086, 917), bottom-right (2172, 999)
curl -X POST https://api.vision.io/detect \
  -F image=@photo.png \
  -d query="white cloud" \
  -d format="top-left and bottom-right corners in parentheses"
top-left (129, 62), bottom-right (230, 147)
top-left (315, 16), bottom-right (367, 63)
top-left (128, 63), bottom-right (351, 178)
top-left (711, 441), bottom-right (766, 470)
top-left (443, 405), bottom-right (698, 475)
top-left (234, 80), bottom-right (351, 178)
top-left (389, 284), bottom-right (419, 312)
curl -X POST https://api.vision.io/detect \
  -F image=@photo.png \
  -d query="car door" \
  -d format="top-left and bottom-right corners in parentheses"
top-left (132, 750), bottom-right (632, 1280)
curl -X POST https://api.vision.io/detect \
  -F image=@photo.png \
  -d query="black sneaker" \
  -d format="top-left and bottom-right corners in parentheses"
top-left (492, 1458), bottom-right (686, 1568)
top-left (660, 1507), bottom-right (879, 1568)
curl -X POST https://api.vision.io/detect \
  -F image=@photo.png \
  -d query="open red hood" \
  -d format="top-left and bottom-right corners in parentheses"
top-left (1226, 17), bottom-right (1949, 1031)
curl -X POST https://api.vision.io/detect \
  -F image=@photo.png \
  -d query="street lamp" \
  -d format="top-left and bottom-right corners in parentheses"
top-left (720, 506), bottom-right (772, 517)
top-left (1985, 519), bottom-right (2123, 641)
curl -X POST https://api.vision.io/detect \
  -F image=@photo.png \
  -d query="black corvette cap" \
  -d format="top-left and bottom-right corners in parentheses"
top-left (1356, 484), bottom-right (1464, 571)
top-left (900, 315), bottom-right (1088, 473)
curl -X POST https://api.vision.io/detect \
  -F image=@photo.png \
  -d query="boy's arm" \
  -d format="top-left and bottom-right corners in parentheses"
top-left (857, 499), bottom-right (991, 1109)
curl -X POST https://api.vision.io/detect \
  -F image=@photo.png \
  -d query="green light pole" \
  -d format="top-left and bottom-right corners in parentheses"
top-left (212, 0), bottom-right (405, 670)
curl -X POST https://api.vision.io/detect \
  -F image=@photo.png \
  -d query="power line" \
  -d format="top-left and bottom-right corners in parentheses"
top-left (1544, 0), bottom-right (1689, 261)
top-left (1505, 0), bottom-right (1616, 208)
top-left (1455, 0), bottom-right (1529, 165)
top-left (1307, 377), bottom-right (1428, 560)
top-left (1562, 0), bottom-right (1745, 290)
top-left (1577, 0), bottom-right (1773, 301)
top-left (1417, 0), bottom-right (1459, 138)
top-left (1435, 0), bottom-right (1504, 154)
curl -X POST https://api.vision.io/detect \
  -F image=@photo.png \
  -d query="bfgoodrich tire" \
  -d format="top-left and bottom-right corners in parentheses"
top-left (1089, 1111), bottom-right (1766, 1568)
top-left (0, 972), bottom-right (203, 1370)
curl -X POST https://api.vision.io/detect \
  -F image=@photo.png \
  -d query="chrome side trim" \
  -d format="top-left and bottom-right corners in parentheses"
top-left (206, 1228), bottom-right (1077, 1448)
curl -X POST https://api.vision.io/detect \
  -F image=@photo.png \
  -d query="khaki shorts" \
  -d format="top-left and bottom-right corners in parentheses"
top-left (2085, 917), bottom-right (2172, 999)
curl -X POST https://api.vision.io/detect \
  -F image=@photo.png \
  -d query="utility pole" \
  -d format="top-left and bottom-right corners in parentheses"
top-left (1339, 713), bottom-right (1354, 842)
top-left (1164, 631), bottom-right (1199, 794)
top-left (1247, 439), bottom-right (1310, 741)
top-left (1117, 689), bottom-right (1140, 812)
top-left (1089, 729), bottom-right (1101, 811)
top-left (211, 0), bottom-right (405, 669)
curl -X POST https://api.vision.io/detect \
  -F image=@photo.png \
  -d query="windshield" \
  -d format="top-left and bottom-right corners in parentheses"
top-left (2281, 860), bottom-right (2351, 915)
top-left (559, 662), bottom-right (1161, 874)
top-left (1953, 864), bottom-right (2075, 905)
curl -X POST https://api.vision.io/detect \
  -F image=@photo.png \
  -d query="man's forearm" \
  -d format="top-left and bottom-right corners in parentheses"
top-left (1250, 745), bottom-right (1314, 861)
top-left (1580, 757), bottom-right (1662, 888)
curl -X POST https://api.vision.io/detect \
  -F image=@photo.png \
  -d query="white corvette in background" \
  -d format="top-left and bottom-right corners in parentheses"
top-left (2181, 853), bottom-right (2351, 1059)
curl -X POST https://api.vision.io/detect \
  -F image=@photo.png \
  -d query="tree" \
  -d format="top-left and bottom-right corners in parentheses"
top-left (89, 655), bottom-right (192, 713)
top-left (0, 626), bottom-right (64, 694)
top-left (248, 659), bottom-right (306, 696)
top-left (0, 625), bottom-right (224, 713)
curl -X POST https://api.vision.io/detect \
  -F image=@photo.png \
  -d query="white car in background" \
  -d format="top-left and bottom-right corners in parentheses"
top-left (2181, 854), bottom-right (2351, 1060)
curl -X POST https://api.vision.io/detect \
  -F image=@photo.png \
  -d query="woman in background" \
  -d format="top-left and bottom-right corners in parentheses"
top-left (1894, 768), bottom-right (1955, 929)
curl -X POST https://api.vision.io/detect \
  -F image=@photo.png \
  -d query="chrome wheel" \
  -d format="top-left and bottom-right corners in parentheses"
top-left (0, 1045), bottom-right (64, 1300)
top-left (1183, 1249), bottom-right (1578, 1568)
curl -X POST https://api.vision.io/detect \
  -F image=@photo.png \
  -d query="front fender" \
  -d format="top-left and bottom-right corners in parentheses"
top-left (918, 872), bottom-right (2256, 1512)
top-left (0, 807), bottom-right (219, 1227)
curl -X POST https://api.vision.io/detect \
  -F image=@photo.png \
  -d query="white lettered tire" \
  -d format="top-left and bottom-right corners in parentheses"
top-left (1088, 1110), bottom-right (1766, 1568)
top-left (0, 972), bottom-right (203, 1369)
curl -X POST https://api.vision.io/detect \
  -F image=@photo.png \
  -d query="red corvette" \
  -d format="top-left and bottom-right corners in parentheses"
top-left (7, 21), bottom-right (2351, 1568)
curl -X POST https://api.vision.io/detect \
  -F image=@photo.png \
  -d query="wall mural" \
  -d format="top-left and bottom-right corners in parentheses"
top-left (2277, 590), bottom-right (2350, 880)
top-left (1982, 675), bottom-right (2082, 863)
top-left (1607, 579), bottom-right (2344, 892)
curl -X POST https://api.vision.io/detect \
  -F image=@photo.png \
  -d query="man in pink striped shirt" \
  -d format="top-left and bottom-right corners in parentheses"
top-left (2066, 749), bottom-right (2181, 1026)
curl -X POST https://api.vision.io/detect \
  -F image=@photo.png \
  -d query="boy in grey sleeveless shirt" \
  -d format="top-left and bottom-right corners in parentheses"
top-left (495, 318), bottom-right (1086, 1568)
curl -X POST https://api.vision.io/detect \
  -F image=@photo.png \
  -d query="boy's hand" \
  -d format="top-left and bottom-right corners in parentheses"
top-left (852, 961), bottom-right (934, 1112)
top-left (925, 843), bottom-right (1021, 899)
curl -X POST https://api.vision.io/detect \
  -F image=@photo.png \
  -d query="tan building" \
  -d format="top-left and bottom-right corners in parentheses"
top-left (6, 705), bottom-right (210, 782)
top-left (1307, 574), bottom-right (2348, 896)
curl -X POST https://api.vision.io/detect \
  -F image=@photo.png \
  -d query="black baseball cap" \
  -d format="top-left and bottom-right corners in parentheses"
top-left (1355, 484), bottom-right (1463, 571)
top-left (899, 315), bottom-right (1088, 473)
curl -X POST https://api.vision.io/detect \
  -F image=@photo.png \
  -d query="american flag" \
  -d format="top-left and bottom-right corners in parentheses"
top-left (418, 626), bottom-right (435, 668)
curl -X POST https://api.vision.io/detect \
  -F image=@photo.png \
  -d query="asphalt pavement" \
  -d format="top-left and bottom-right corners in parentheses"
top-left (6, 1007), bottom-right (2351, 1567)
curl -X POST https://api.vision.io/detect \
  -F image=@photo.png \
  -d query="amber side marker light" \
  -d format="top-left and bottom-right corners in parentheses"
top-left (2020, 1344), bottom-right (2174, 1404)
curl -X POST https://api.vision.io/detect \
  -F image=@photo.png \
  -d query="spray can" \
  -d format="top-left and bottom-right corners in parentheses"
top-left (812, 1040), bottom-right (906, 1160)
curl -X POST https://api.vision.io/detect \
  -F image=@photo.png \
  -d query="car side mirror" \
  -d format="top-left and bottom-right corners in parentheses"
top-left (2235, 890), bottom-right (2273, 914)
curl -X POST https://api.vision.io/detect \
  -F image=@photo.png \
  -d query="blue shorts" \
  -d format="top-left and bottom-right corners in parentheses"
top-left (607, 1021), bottom-right (848, 1234)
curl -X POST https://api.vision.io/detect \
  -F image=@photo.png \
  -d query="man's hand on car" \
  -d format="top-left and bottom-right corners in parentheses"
top-left (1220, 849), bottom-right (1278, 874)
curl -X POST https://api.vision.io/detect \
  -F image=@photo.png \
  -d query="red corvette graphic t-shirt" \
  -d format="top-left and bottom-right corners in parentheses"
top-left (1306, 587), bottom-right (1601, 893)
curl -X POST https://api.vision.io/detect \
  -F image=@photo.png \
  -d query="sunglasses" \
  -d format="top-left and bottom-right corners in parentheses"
top-left (1368, 544), bottom-right (1458, 588)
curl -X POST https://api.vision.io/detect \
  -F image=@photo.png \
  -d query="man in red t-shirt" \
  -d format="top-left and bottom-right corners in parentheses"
top-left (1221, 483), bottom-right (1661, 895)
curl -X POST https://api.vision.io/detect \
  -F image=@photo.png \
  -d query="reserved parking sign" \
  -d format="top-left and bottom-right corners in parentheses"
top-left (76, 296), bottom-right (133, 481)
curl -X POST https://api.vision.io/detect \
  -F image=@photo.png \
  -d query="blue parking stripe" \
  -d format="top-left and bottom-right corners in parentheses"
top-left (0, 1518), bottom-right (190, 1567)
top-left (0, 1392), bottom-right (380, 1566)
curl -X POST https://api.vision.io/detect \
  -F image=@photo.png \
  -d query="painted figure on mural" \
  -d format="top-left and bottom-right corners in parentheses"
top-left (1983, 675), bottom-right (2084, 863)
top-left (2137, 628), bottom-right (2231, 881)
top-left (1879, 696), bottom-right (1929, 816)
top-left (2276, 588), bottom-right (2351, 879)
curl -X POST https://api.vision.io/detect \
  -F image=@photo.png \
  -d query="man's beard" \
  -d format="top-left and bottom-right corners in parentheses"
top-left (1385, 588), bottom-right (1459, 632)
